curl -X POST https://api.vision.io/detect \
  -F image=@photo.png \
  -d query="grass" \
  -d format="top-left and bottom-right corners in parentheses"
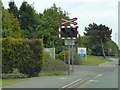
top-left (2, 71), bottom-right (67, 87)
top-left (80, 55), bottom-right (109, 66)
top-left (2, 78), bottom-right (29, 87)
top-left (39, 71), bottom-right (67, 76)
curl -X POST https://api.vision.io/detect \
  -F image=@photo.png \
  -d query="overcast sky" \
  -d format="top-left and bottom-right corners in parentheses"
top-left (2, 0), bottom-right (119, 45)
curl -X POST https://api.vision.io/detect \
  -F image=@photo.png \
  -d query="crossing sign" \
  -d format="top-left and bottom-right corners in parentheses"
top-left (61, 17), bottom-right (77, 25)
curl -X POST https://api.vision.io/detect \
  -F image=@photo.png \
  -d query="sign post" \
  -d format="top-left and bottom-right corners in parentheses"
top-left (68, 45), bottom-right (70, 75)
top-left (59, 17), bottom-right (79, 75)
top-left (71, 43), bottom-right (74, 71)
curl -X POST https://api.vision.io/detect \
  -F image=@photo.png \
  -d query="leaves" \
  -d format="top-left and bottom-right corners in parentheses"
top-left (84, 23), bottom-right (112, 43)
top-left (84, 23), bottom-right (113, 57)
top-left (2, 8), bottom-right (21, 38)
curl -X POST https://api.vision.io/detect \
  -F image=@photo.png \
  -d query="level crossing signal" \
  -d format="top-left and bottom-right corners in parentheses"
top-left (59, 17), bottom-right (79, 40)
top-left (59, 26), bottom-right (79, 40)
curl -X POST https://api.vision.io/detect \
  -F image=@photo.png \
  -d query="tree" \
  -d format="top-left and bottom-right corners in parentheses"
top-left (84, 23), bottom-right (112, 58)
top-left (105, 40), bottom-right (118, 56)
top-left (2, 8), bottom-right (21, 38)
top-left (79, 36), bottom-right (92, 55)
top-left (19, 1), bottom-right (39, 38)
top-left (36, 4), bottom-right (69, 53)
top-left (8, 1), bottom-right (19, 18)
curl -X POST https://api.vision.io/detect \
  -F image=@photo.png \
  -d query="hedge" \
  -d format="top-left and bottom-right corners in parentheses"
top-left (42, 60), bottom-right (67, 72)
top-left (2, 37), bottom-right (44, 77)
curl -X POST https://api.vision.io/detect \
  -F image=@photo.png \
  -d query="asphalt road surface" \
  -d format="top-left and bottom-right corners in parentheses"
top-left (71, 58), bottom-right (119, 88)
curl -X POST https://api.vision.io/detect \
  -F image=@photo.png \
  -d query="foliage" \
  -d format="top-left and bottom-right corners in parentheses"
top-left (55, 51), bottom-right (68, 61)
top-left (43, 51), bottom-right (54, 66)
top-left (74, 52), bottom-right (81, 65)
top-left (84, 23), bottom-right (112, 43)
top-left (2, 8), bottom-right (21, 38)
top-left (18, 39), bottom-right (44, 77)
top-left (2, 37), bottom-right (44, 77)
top-left (56, 51), bottom-right (81, 65)
top-left (19, 1), bottom-right (39, 38)
top-left (2, 37), bottom-right (16, 73)
top-left (84, 23), bottom-right (112, 58)
top-left (42, 60), bottom-right (67, 72)
top-left (105, 40), bottom-right (118, 56)
top-left (8, 1), bottom-right (19, 18)
top-left (80, 35), bottom-right (118, 57)
top-left (79, 36), bottom-right (92, 55)
top-left (3, 1), bottom-right (70, 53)
top-left (36, 4), bottom-right (69, 53)
top-left (41, 51), bottom-right (67, 75)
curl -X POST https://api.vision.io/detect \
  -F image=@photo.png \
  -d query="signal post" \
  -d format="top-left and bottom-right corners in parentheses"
top-left (59, 17), bottom-right (79, 75)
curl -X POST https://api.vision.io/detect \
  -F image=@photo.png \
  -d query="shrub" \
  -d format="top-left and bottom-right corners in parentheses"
top-left (55, 51), bottom-right (68, 61)
top-left (43, 51), bottom-right (54, 65)
top-left (40, 52), bottom-right (68, 76)
top-left (42, 60), bottom-right (67, 72)
top-left (74, 53), bottom-right (81, 65)
top-left (16, 39), bottom-right (44, 77)
top-left (2, 37), bottom-right (16, 73)
top-left (2, 37), bottom-right (44, 77)
top-left (56, 51), bottom-right (81, 65)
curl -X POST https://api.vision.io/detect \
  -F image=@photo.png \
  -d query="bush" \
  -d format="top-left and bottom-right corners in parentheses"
top-left (2, 37), bottom-right (44, 77)
top-left (2, 37), bottom-right (16, 73)
top-left (40, 52), bottom-right (68, 76)
top-left (42, 60), bottom-right (67, 72)
top-left (43, 51), bottom-right (54, 65)
top-left (56, 51), bottom-right (81, 65)
top-left (74, 53), bottom-right (81, 65)
top-left (55, 51), bottom-right (68, 61)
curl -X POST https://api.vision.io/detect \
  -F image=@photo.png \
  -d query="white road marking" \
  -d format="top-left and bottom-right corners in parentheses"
top-left (61, 78), bottom-right (82, 88)
top-left (89, 80), bottom-right (100, 82)
top-left (60, 78), bottom-right (65, 79)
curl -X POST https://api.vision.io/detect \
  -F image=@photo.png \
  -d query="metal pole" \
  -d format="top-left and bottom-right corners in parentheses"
top-left (68, 45), bottom-right (70, 75)
top-left (72, 44), bottom-right (74, 71)
top-left (63, 46), bottom-right (65, 63)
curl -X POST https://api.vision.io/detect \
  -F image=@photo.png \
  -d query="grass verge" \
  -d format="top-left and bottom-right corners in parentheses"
top-left (39, 71), bottom-right (67, 76)
top-left (80, 55), bottom-right (109, 66)
top-left (2, 78), bottom-right (29, 87)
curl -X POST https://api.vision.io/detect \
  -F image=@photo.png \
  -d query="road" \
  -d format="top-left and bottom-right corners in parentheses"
top-left (2, 58), bottom-right (119, 89)
top-left (69, 58), bottom-right (119, 88)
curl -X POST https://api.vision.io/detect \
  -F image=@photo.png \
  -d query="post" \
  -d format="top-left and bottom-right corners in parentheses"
top-left (63, 46), bottom-right (65, 63)
top-left (64, 49), bottom-right (65, 63)
top-left (72, 44), bottom-right (74, 71)
top-left (68, 45), bottom-right (70, 75)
